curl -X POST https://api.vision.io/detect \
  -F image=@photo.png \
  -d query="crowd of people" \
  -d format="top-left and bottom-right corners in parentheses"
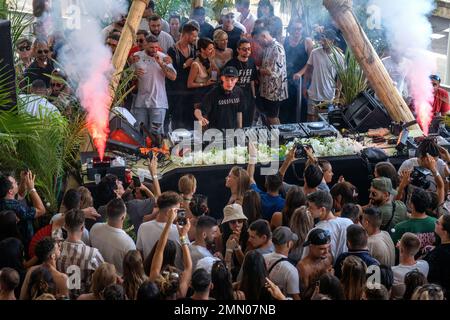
top-left (1, 136), bottom-right (450, 301)
top-left (2, 0), bottom-right (450, 302)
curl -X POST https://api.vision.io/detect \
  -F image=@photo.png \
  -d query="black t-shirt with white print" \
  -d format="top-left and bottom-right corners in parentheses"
top-left (224, 57), bottom-right (258, 94)
top-left (201, 85), bottom-right (245, 129)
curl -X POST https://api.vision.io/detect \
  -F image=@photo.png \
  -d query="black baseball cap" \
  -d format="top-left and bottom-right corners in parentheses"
top-left (320, 29), bottom-right (339, 42)
top-left (303, 228), bottom-right (331, 246)
top-left (221, 66), bottom-right (239, 78)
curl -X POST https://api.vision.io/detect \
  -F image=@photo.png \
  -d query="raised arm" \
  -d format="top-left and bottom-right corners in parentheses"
top-left (149, 208), bottom-right (177, 281)
top-left (247, 142), bottom-right (257, 184)
top-left (176, 218), bottom-right (192, 299)
top-left (148, 154), bottom-right (161, 198)
top-left (279, 147), bottom-right (296, 179)
top-left (25, 171), bottom-right (46, 218)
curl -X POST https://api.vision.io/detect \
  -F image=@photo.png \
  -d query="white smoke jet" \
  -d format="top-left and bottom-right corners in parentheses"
top-left (372, 0), bottom-right (436, 134)
top-left (48, 0), bottom-right (128, 158)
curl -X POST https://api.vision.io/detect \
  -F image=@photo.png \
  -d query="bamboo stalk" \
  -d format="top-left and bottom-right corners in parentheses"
top-left (109, 0), bottom-right (149, 101)
top-left (323, 0), bottom-right (421, 131)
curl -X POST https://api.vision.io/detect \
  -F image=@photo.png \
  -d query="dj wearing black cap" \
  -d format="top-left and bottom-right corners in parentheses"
top-left (194, 66), bottom-right (245, 129)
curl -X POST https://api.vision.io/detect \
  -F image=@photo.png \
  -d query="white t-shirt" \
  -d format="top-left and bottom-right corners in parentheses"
top-left (307, 47), bottom-right (344, 102)
top-left (264, 252), bottom-right (300, 295)
top-left (367, 231), bottom-right (396, 267)
top-left (20, 94), bottom-right (60, 118)
top-left (139, 18), bottom-right (170, 34)
top-left (391, 260), bottom-right (429, 299)
top-left (190, 244), bottom-right (213, 270)
top-left (133, 51), bottom-right (176, 110)
top-left (136, 220), bottom-right (184, 265)
top-left (302, 217), bottom-right (353, 262)
top-left (89, 223), bottom-right (136, 276)
top-left (154, 30), bottom-right (175, 53)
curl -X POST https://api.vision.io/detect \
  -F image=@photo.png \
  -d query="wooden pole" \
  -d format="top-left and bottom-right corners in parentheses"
top-left (192, 0), bottom-right (203, 8)
top-left (323, 0), bottom-right (420, 131)
top-left (110, 0), bottom-right (149, 99)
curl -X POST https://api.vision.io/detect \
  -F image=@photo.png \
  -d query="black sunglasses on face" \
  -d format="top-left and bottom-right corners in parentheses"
top-left (19, 46), bottom-right (31, 52)
top-left (37, 49), bottom-right (49, 54)
top-left (52, 82), bottom-right (63, 88)
top-left (138, 39), bottom-right (145, 44)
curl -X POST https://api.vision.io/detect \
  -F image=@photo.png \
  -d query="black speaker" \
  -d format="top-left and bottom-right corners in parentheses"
top-left (109, 115), bottom-right (145, 146)
top-left (343, 91), bottom-right (391, 132)
top-left (0, 20), bottom-right (17, 111)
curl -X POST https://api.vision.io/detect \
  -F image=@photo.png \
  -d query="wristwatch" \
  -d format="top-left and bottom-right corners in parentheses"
top-left (29, 188), bottom-right (37, 194)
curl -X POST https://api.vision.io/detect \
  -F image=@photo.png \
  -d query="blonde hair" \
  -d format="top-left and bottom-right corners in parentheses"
top-left (341, 256), bottom-right (367, 300)
top-left (411, 284), bottom-right (445, 300)
top-left (91, 263), bottom-right (117, 298)
top-left (290, 206), bottom-right (313, 249)
top-left (178, 174), bottom-right (197, 195)
top-left (123, 250), bottom-right (147, 300)
top-left (213, 29), bottom-right (227, 44)
top-left (78, 186), bottom-right (93, 209)
top-left (34, 293), bottom-right (56, 300)
top-left (230, 166), bottom-right (250, 204)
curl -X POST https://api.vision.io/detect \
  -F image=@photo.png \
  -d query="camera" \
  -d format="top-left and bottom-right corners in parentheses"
top-left (410, 166), bottom-right (432, 190)
top-left (177, 209), bottom-right (187, 226)
top-left (132, 176), bottom-right (141, 188)
top-left (294, 143), bottom-right (313, 158)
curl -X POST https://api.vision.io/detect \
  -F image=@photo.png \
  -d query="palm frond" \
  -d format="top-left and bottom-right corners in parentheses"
top-left (329, 46), bottom-right (368, 106)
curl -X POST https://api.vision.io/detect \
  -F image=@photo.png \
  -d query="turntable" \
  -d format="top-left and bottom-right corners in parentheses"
top-left (300, 121), bottom-right (339, 137)
top-left (270, 123), bottom-right (308, 140)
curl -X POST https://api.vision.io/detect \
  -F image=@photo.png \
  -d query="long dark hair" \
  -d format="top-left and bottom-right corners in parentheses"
top-left (242, 190), bottom-right (262, 225)
top-left (220, 220), bottom-right (248, 255)
top-left (210, 260), bottom-right (234, 300)
top-left (27, 266), bottom-right (56, 300)
top-left (239, 251), bottom-right (268, 300)
top-left (123, 250), bottom-right (147, 300)
top-left (282, 186), bottom-right (306, 227)
top-left (0, 210), bottom-right (21, 242)
top-left (257, 0), bottom-right (274, 18)
top-left (197, 37), bottom-right (213, 70)
top-left (143, 239), bottom-right (177, 275)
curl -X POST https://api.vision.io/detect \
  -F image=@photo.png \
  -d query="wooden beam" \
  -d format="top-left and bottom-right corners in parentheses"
top-left (323, 0), bottom-right (420, 131)
top-left (110, 0), bottom-right (149, 99)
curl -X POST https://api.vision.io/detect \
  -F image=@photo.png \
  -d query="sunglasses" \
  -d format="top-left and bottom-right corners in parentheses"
top-left (19, 46), bottom-right (31, 52)
top-left (51, 82), bottom-right (64, 88)
top-left (432, 83), bottom-right (439, 87)
top-left (239, 47), bottom-right (251, 51)
top-left (229, 219), bottom-right (244, 225)
top-left (137, 39), bottom-right (145, 44)
top-left (37, 49), bottom-right (49, 54)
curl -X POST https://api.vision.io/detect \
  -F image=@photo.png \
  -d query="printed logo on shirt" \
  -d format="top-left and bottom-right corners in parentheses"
top-left (239, 69), bottom-right (253, 85)
top-left (218, 97), bottom-right (240, 105)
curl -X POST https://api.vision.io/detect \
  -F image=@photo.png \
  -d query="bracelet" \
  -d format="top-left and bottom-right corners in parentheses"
top-left (179, 236), bottom-right (189, 246)
top-left (234, 245), bottom-right (241, 251)
top-left (29, 188), bottom-right (37, 194)
top-left (152, 175), bottom-right (158, 180)
top-left (226, 249), bottom-right (234, 253)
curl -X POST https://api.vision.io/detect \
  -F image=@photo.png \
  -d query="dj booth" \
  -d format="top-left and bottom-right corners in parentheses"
top-left (83, 93), bottom-right (440, 218)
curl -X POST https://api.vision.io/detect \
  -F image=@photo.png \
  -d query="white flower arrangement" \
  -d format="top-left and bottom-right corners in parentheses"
top-left (172, 138), bottom-right (364, 166)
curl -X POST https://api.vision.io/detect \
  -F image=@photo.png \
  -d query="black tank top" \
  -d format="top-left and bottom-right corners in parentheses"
top-left (284, 37), bottom-right (309, 82)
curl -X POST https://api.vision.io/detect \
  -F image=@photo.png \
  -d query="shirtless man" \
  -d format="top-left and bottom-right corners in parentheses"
top-left (20, 237), bottom-right (69, 299)
top-left (297, 228), bottom-right (333, 294)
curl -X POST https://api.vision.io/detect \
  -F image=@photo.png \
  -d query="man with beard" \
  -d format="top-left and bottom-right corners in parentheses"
top-left (166, 23), bottom-right (199, 130)
top-left (224, 38), bottom-right (258, 127)
top-left (189, 216), bottom-right (219, 270)
top-left (149, 15), bottom-right (175, 53)
top-left (297, 228), bottom-right (333, 294)
top-left (23, 39), bottom-right (55, 88)
top-left (368, 177), bottom-right (408, 232)
top-left (139, 0), bottom-right (170, 33)
top-left (132, 35), bottom-right (176, 135)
